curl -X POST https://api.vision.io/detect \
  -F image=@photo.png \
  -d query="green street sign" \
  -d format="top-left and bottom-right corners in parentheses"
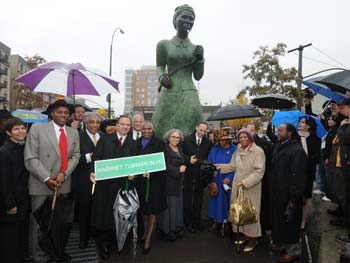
top-left (95, 152), bottom-right (166, 181)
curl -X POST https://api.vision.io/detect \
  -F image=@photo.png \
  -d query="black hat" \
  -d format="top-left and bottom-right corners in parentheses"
top-left (339, 98), bottom-right (350, 106)
top-left (46, 100), bottom-right (74, 116)
top-left (0, 109), bottom-right (12, 120)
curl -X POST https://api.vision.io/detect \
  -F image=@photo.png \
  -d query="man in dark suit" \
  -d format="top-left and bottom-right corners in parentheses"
top-left (247, 123), bottom-right (273, 232)
top-left (90, 115), bottom-right (137, 260)
top-left (24, 100), bottom-right (80, 262)
top-left (182, 122), bottom-right (212, 232)
top-left (72, 113), bottom-right (103, 249)
top-left (130, 114), bottom-right (144, 140)
top-left (70, 104), bottom-right (86, 133)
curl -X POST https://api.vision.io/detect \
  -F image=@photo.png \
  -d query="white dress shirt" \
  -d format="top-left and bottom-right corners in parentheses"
top-left (44, 122), bottom-right (68, 182)
top-left (52, 121), bottom-right (67, 142)
top-left (132, 129), bottom-right (141, 140)
top-left (85, 130), bottom-right (100, 163)
top-left (117, 132), bottom-right (127, 144)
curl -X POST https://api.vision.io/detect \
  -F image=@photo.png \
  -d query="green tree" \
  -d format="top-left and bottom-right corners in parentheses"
top-left (241, 43), bottom-right (298, 100)
top-left (25, 54), bottom-right (46, 70)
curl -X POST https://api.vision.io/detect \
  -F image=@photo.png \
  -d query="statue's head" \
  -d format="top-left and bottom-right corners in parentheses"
top-left (173, 4), bottom-right (195, 32)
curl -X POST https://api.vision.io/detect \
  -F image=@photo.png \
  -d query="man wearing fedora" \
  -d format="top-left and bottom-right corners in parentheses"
top-left (25, 99), bottom-right (80, 262)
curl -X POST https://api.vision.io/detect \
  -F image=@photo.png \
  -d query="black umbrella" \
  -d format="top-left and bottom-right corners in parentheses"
top-left (207, 104), bottom-right (262, 121)
top-left (315, 70), bottom-right (350, 94)
top-left (251, 94), bottom-right (296, 110)
top-left (33, 190), bottom-right (74, 260)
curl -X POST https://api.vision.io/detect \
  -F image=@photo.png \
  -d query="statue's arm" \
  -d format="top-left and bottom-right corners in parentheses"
top-left (156, 40), bottom-right (167, 76)
top-left (193, 59), bottom-right (204, 81)
top-left (193, 45), bottom-right (204, 80)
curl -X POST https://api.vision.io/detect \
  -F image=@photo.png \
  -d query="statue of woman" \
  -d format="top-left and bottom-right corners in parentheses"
top-left (152, 4), bottom-right (204, 137)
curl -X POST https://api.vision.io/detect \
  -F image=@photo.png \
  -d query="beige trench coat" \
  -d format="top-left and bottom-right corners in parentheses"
top-left (220, 143), bottom-right (265, 237)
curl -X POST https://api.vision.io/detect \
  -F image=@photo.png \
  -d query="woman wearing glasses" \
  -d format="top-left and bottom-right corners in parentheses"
top-left (159, 129), bottom-right (197, 242)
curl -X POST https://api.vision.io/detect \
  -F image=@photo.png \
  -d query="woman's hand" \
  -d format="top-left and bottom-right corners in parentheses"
top-left (7, 207), bottom-right (17, 215)
top-left (195, 45), bottom-right (204, 61)
top-left (159, 74), bottom-right (171, 88)
top-left (190, 155), bottom-right (198, 164)
top-left (237, 182), bottom-right (245, 189)
top-left (223, 178), bottom-right (231, 185)
top-left (179, 165), bottom-right (187, 173)
top-left (214, 164), bottom-right (221, 170)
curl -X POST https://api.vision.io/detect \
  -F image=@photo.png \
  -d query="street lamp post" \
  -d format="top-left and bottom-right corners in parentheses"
top-left (108, 27), bottom-right (125, 118)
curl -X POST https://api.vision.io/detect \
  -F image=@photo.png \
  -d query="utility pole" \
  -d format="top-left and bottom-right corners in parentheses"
top-left (108, 27), bottom-right (124, 119)
top-left (288, 43), bottom-right (312, 111)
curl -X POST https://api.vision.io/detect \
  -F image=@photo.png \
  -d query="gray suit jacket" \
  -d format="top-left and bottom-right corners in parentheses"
top-left (24, 121), bottom-right (80, 195)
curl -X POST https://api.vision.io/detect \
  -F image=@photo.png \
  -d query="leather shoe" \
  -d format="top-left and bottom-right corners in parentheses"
top-left (143, 246), bottom-right (151, 255)
top-left (243, 239), bottom-right (258, 252)
top-left (330, 219), bottom-right (347, 227)
top-left (234, 236), bottom-right (248, 245)
top-left (278, 254), bottom-right (299, 262)
top-left (98, 244), bottom-right (110, 260)
top-left (209, 222), bottom-right (218, 232)
top-left (271, 244), bottom-right (286, 254)
top-left (79, 241), bottom-right (88, 249)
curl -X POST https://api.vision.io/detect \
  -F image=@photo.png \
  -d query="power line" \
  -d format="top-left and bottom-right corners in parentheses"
top-left (291, 52), bottom-right (340, 68)
top-left (312, 45), bottom-right (349, 69)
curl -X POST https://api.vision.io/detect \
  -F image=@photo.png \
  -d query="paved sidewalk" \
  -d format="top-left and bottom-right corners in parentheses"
top-left (102, 223), bottom-right (277, 263)
top-left (306, 195), bottom-right (346, 263)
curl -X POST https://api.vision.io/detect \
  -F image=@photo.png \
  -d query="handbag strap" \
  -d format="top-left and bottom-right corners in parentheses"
top-left (237, 186), bottom-right (244, 202)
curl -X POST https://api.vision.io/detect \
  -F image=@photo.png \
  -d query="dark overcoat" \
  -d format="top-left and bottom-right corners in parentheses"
top-left (135, 135), bottom-right (167, 215)
top-left (254, 135), bottom-right (273, 231)
top-left (270, 138), bottom-right (307, 243)
top-left (72, 131), bottom-right (103, 193)
top-left (164, 144), bottom-right (188, 196)
top-left (182, 132), bottom-right (211, 186)
top-left (90, 133), bottom-right (136, 230)
top-left (0, 139), bottom-right (29, 223)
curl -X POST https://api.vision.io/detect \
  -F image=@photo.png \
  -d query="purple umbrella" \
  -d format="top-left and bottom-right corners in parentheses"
top-left (16, 61), bottom-right (119, 97)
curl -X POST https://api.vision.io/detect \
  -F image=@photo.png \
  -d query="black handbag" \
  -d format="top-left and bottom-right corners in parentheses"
top-left (200, 160), bottom-right (216, 188)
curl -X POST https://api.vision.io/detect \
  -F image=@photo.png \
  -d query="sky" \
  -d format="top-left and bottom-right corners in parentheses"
top-left (1, 0), bottom-right (349, 114)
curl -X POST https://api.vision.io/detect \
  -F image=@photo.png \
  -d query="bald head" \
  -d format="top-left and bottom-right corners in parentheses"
top-left (132, 114), bottom-right (144, 132)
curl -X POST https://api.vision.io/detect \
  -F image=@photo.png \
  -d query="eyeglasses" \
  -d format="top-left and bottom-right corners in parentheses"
top-left (170, 136), bottom-right (180, 139)
top-left (88, 121), bottom-right (101, 124)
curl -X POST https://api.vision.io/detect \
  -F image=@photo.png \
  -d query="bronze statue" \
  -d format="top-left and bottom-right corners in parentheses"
top-left (152, 4), bottom-right (204, 137)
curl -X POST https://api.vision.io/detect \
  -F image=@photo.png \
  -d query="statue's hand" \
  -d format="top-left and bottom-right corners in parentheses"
top-left (159, 74), bottom-right (171, 88)
top-left (195, 45), bottom-right (204, 61)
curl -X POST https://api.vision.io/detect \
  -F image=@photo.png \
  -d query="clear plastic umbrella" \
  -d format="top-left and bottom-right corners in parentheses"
top-left (113, 187), bottom-right (140, 256)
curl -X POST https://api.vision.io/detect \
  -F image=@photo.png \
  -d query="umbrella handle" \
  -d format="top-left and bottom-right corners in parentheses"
top-left (52, 189), bottom-right (58, 210)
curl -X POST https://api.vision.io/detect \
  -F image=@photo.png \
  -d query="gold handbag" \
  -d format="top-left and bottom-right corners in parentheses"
top-left (229, 187), bottom-right (258, 226)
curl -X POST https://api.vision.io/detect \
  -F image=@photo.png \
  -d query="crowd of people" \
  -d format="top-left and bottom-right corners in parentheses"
top-left (1, 97), bottom-right (350, 263)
